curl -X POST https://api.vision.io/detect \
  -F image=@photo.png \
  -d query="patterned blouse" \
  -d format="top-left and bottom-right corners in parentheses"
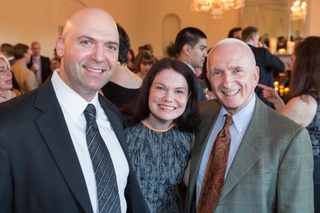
top-left (305, 91), bottom-right (320, 159)
top-left (125, 122), bottom-right (193, 213)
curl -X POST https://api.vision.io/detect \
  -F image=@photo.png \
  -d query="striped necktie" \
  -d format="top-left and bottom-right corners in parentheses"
top-left (84, 104), bottom-right (121, 213)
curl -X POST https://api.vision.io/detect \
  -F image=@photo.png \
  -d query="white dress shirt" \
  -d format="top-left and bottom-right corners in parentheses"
top-left (196, 95), bottom-right (256, 205)
top-left (51, 70), bottom-right (129, 213)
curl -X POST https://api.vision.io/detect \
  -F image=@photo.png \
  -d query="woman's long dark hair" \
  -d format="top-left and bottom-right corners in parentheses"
top-left (287, 36), bottom-right (320, 101)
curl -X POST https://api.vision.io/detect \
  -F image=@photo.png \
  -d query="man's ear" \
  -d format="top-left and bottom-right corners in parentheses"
top-left (253, 66), bottom-right (260, 87)
top-left (55, 36), bottom-right (64, 58)
top-left (182, 44), bottom-right (191, 56)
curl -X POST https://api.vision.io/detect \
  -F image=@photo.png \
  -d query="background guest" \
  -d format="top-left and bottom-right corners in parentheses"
top-left (11, 43), bottom-right (38, 94)
top-left (134, 50), bottom-right (154, 79)
top-left (242, 26), bottom-right (285, 108)
top-left (127, 48), bottom-right (135, 71)
top-left (175, 27), bottom-right (207, 102)
top-left (0, 43), bottom-right (20, 91)
top-left (125, 58), bottom-right (200, 212)
top-left (28, 41), bottom-right (51, 85)
top-left (0, 55), bottom-right (16, 103)
top-left (227, 27), bottom-right (242, 39)
top-left (1, 43), bottom-right (15, 65)
top-left (101, 23), bottom-right (142, 108)
top-left (50, 56), bottom-right (61, 73)
top-left (258, 36), bottom-right (320, 213)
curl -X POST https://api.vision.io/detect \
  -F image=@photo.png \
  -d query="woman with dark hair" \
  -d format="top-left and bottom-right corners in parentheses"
top-left (133, 50), bottom-right (155, 79)
top-left (127, 48), bottom-right (135, 71)
top-left (101, 23), bottom-right (142, 108)
top-left (258, 36), bottom-right (320, 212)
top-left (124, 58), bottom-right (200, 212)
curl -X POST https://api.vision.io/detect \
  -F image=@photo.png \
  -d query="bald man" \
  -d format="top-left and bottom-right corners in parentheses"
top-left (0, 7), bottom-right (149, 213)
top-left (184, 38), bottom-right (314, 213)
top-left (28, 41), bottom-right (51, 85)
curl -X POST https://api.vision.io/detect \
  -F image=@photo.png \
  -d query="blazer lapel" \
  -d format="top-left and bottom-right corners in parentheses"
top-left (34, 80), bottom-right (93, 213)
top-left (187, 100), bottom-right (221, 209)
top-left (219, 98), bottom-right (271, 202)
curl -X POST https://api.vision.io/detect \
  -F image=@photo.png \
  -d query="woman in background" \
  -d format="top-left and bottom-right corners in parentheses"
top-left (50, 57), bottom-right (61, 73)
top-left (258, 36), bottom-right (320, 212)
top-left (0, 55), bottom-right (17, 103)
top-left (127, 48), bottom-right (135, 71)
top-left (101, 23), bottom-right (142, 108)
top-left (134, 50), bottom-right (154, 80)
top-left (124, 58), bottom-right (200, 212)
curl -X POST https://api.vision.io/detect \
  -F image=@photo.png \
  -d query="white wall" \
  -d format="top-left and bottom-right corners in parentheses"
top-left (0, 0), bottom-right (241, 59)
top-left (1, 0), bottom-right (318, 59)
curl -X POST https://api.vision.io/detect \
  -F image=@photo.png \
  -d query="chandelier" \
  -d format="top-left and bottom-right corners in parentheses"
top-left (290, 0), bottom-right (307, 21)
top-left (191, 0), bottom-right (245, 19)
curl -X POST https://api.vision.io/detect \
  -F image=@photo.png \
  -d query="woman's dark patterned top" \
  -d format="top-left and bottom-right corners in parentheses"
top-left (305, 91), bottom-right (320, 159)
top-left (125, 122), bottom-right (193, 213)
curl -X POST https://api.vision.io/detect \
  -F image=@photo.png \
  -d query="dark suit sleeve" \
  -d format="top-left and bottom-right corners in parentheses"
top-left (27, 56), bottom-right (33, 69)
top-left (41, 56), bottom-right (52, 83)
top-left (263, 49), bottom-right (285, 73)
top-left (0, 132), bottom-right (13, 212)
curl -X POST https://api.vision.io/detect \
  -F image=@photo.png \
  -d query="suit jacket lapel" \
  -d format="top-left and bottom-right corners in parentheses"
top-left (33, 79), bottom-right (93, 213)
top-left (219, 98), bottom-right (271, 202)
top-left (187, 100), bottom-right (220, 210)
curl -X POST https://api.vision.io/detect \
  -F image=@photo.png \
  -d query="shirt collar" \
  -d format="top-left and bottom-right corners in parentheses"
top-left (220, 95), bottom-right (256, 132)
top-left (183, 62), bottom-right (195, 74)
top-left (51, 70), bottom-right (99, 122)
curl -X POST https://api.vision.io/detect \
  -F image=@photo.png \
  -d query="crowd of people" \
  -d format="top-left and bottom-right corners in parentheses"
top-left (0, 6), bottom-right (319, 213)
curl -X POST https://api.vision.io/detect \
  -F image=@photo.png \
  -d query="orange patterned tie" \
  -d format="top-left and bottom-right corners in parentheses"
top-left (197, 115), bottom-right (233, 213)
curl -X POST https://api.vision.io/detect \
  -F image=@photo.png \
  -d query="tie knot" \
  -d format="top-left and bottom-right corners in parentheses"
top-left (84, 104), bottom-right (96, 122)
top-left (224, 115), bottom-right (233, 128)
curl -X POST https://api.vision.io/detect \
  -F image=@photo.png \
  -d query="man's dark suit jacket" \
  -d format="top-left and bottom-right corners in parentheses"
top-left (28, 55), bottom-right (51, 84)
top-left (0, 79), bottom-right (149, 213)
top-left (248, 44), bottom-right (285, 108)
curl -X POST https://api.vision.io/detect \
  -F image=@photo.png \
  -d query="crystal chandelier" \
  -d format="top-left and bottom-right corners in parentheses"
top-left (191, 0), bottom-right (245, 19)
top-left (290, 0), bottom-right (307, 21)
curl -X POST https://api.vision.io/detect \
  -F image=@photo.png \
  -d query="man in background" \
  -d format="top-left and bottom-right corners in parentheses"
top-left (227, 27), bottom-right (242, 39)
top-left (11, 43), bottom-right (38, 94)
top-left (175, 27), bottom-right (207, 102)
top-left (242, 26), bottom-right (285, 108)
top-left (1, 43), bottom-right (15, 65)
top-left (28, 41), bottom-right (51, 85)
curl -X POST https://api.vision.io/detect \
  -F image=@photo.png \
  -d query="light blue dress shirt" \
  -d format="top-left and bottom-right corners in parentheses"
top-left (196, 95), bottom-right (256, 205)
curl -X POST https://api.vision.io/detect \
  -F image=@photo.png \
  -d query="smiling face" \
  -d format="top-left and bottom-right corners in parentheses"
top-left (0, 58), bottom-right (13, 92)
top-left (146, 68), bottom-right (189, 129)
top-left (55, 8), bottom-right (119, 101)
top-left (207, 40), bottom-right (259, 115)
